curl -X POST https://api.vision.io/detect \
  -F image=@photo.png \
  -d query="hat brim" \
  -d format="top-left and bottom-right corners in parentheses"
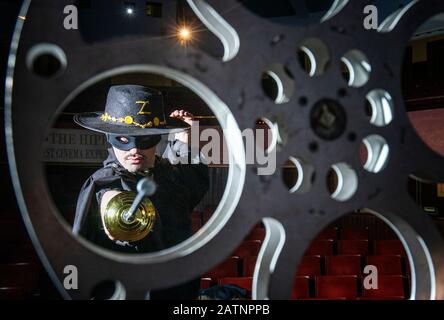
top-left (73, 112), bottom-right (190, 136)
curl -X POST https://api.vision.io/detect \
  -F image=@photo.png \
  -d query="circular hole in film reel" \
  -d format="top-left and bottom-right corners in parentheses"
top-left (360, 134), bottom-right (390, 174)
top-left (298, 38), bottom-right (331, 77)
top-left (327, 162), bottom-right (358, 202)
top-left (261, 63), bottom-right (295, 104)
top-left (44, 71), bottom-right (234, 255)
top-left (26, 43), bottom-right (67, 78)
top-left (90, 280), bottom-right (126, 300)
top-left (340, 50), bottom-right (371, 88)
top-left (294, 210), bottom-right (414, 300)
top-left (402, 13), bottom-right (444, 158)
top-left (282, 157), bottom-right (315, 194)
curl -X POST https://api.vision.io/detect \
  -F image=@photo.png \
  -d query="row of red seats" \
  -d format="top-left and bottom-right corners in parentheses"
top-left (201, 234), bottom-right (409, 299)
top-left (204, 238), bottom-right (407, 278)
top-left (0, 216), bottom-right (43, 299)
top-left (2, 217), bottom-right (404, 258)
top-left (0, 263), bottom-right (41, 293)
top-left (198, 231), bottom-right (402, 259)
top-left (306, 239), bottom-right (406, 256)
top-left (294, 275), bottom-right (409, 300)
top-left (191, 216), bottom-right (392, 243)
top-left (203, 253), bottom-right (409, 281)
top-left (201, 275), bottom-right (409, 300)
top-left (298, 254), bottom-right (408, 277)
top-left (191, 211), bottom-right (266, 240)
top-left (0, 219), bottom-right (30, 244)
top-left (316, 226), bottom-right (372, 240)
top-left (0, 287), bottom-right (26, 300)
top-left (0, 244), bottom-right (39, 264)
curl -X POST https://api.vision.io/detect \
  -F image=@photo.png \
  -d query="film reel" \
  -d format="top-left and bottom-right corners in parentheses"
top-left (5, 0), bottom-right (444, 299)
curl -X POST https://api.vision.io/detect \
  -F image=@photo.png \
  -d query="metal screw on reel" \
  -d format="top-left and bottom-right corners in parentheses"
top-left (122, 177), bottom-right (157, 223)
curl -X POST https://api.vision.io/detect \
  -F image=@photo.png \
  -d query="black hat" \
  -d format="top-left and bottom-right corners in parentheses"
top-left (74, 85), bottom-right (189, 136)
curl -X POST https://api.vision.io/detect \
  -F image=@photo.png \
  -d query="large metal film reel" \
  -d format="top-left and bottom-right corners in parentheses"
top-left (4, 0), bottom-right (444, 299)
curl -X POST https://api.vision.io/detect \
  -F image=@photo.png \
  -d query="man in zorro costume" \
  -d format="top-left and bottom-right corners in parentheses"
top-left (73, 85), bottom-right (209, 299)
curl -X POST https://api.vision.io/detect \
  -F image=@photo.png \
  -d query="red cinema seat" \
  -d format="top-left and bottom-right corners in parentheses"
top-left (291, 276), bottom-right (311, 300)
top-left (340, 227), bottom-right (369, 240)
top-left (362, 275), bottom-right (407, 299)
top-left (296, 255), bottom-right (322, 278)
top-left (202, 207), bottom-right (214, 223)
top-left (204, 257), bottom-right (240, 281)
top-left (245, 228), bottom-right (266, 241)
top-left (190, 210), bottom-right (202, 221)
top-left (0, 287), bottom-right (25, 300)
top-left (256, 223), bottom-right (265, 229)
top-left (305, 240), bottom-right (334, 256)
top-left (325, 255), bottom-right (363, 276)
top-left (0, 220), bottom-right (27, 244)
top-left (337, 240), bottom-right (369, 255)
top-left (356, 297), bottom-right (405, 300)
top-left (0, 245), bottom-right (17, 263)
top-left (0, 244), bottom-right (38, 264)
top-left (8, 246), bottom-right (38, 264)
top-left (315, 227), bottom-right (338, 241)
top-left (232, 240), bottom-right (262, 258)
top-left (200, 278), bottom-right (215, 290)
top-left (243, 256), bottom-right (257, 277)
top-left (366, 255), bottom-right (403, 276)
top-left (0, 263), bottom-right (40, 292)
top-left (373, 240), bottom-right (407, 257)
top-left (219, 277), bottom-right (253, 295)
top-left (191, 217), bottom-right (202, 233)
top-left (356, 296), bottom-right (404, 300)
top-left (304, 297), bottom-right (347, 300)
top-left (316, 276), bottom-right (359, 300)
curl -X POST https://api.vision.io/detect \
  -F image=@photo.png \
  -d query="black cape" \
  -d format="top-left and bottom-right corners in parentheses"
top-left (72, 143), bottom-right (209, 298)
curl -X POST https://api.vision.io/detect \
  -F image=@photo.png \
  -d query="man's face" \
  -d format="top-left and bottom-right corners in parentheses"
top-left (112, 136), bottom-right (157, 173)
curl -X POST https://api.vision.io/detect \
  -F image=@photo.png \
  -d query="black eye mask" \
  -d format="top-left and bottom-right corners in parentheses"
top-left (106, 134), bottom-right (161, 151)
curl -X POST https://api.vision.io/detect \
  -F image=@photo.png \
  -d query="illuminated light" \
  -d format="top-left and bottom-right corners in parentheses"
top-left (126, 7), bottom-right (134, 15)
top-left (18, 16), bottom-right (26, 20)
top-left (178, 26), bottom-right (192, 43)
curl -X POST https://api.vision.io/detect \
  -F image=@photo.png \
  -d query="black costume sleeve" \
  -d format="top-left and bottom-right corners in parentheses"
top-left (73, 176), bottom-right (95, 236)
top-left (72, 164), bottom-right (122, 239)
top-left (95, 183), bottom-right (122, 209)
top-left (162, 140), bottom-right (210, 210)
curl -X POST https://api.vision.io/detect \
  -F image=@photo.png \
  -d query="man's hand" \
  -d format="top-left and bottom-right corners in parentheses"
top-left (170, 109), bottom-right (195, 144)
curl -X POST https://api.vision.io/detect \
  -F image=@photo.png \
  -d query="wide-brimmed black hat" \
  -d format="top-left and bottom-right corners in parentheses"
top-left (74, 85), bottom-right (189, 136)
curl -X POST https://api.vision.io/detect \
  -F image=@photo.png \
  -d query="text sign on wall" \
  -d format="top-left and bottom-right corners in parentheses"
top-left (43, 129), bottom-right (108, 163)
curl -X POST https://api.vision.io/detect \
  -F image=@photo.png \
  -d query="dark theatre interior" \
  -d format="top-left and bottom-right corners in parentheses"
top-left (1, 0), bottom-right (444, 301)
